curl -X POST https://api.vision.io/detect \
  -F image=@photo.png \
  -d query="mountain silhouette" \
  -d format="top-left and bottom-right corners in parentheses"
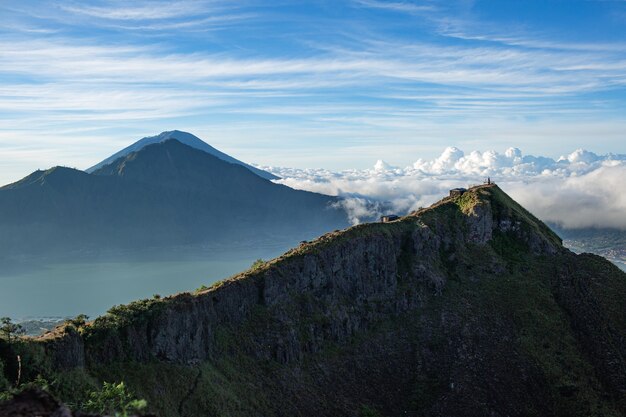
top-left (0, 139), bottom-right (348, 262)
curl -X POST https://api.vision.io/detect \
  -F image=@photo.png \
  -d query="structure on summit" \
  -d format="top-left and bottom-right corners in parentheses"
top-left (381, 215), bottom-right (399, 223)
top-left (449, 188), bottom-right (467, 197)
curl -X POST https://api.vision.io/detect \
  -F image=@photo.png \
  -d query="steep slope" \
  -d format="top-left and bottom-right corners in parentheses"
top-left (3, 185), bottom-right (625, 417)
top-left (86, 130), bottom-right (278, 180)
top-left (0, 140), bottom-right (347, 262)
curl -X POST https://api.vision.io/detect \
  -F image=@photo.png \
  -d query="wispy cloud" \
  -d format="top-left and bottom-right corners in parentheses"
top-left (60, 2), bottom-right (212, 21)
top-left (0, 0), bottom-right (624, 186)
top-left (1, 35), bottom-right (624, 95)
top-left (2, 1), bottom-right (251, 34)
top-left (352, 0), bottom-right (437, 13)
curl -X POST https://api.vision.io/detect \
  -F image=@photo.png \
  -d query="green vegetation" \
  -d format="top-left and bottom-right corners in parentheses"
top-left (490, 229), bottom-right (530, 264)
top-left (88, 297), bottom-right (165, 334)
top-left (250, 258), bottom-right (265, 270)
top-left (82, 381), bottom-right (147, 417)
top-left (0, 318), bottom-right (24, 344)
top-left (360, 404), bottom-right (382, 417)
top-left (0, 370), bottom-right (60, 403)
top-left (195, 284), bottom-right (209, 293)
top-left (88, 358), bottom-right (280, 417)
top-left (454, 189), bottom-right (479, 213)
top-left (0, 340), bottom-right (82, 403)
top-left (65, 314), bottom-right (89, 331)
top-left (0, 318), bottom-right (26, 399)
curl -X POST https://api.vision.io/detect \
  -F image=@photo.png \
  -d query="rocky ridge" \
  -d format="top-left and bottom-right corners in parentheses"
top-left (3, 184), bottom-right (625, 417)
top-left (44, 185), bottom-right (561, 367)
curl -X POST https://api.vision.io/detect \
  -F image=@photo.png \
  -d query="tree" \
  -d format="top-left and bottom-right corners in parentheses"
top-left (0, 318), bottom-right (24, 344)
top-left (250, 259), bottom-right (265, 270)
top-left (83, 381), bottom-right (147, 417)
top-left (66, 314), bottom-right (89, 329)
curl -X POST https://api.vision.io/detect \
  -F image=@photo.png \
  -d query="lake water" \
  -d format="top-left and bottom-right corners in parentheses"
top-left (2, 242), bottom-right (623, 321)
top-left (0, 248), bottom-right (281, 320)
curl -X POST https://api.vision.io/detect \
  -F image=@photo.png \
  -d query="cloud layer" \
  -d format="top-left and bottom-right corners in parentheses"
top-left (263, 147), bottom-right (626, 230)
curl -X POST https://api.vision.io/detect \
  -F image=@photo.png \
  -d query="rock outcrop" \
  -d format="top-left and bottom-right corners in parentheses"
top-left (0, 389), bottom-right (78, 417)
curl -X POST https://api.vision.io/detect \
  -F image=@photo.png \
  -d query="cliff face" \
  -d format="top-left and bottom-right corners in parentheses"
top-left (23, 185), bottom-right (626, 417)
top-left (81, 222), bottom-right (440, 366)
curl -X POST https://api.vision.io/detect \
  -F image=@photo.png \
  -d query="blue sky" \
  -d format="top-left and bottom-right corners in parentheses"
top-left (1, 0), bottom-right (625, 184)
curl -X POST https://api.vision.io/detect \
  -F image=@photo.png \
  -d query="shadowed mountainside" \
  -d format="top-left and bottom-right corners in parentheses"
top-left (0, 139), bottom-right (348, 263)
top-left (1, 185), bottom-right (624, 417)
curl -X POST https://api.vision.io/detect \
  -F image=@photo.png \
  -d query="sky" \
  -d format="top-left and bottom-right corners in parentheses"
top-left (1, 0), bottom-right (626, 183)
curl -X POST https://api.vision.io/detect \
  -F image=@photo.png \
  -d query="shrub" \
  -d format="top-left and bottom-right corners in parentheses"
top-left (66, 314), bottom-right (89, 330)
top-left (82, 381), bottom-right (147, 417)
top-left (195, 285), bottom-right (209, 293)
top-left (91, 297), bottom-right (164, 331)
top-left (250, 259), bottom-right (265, 270)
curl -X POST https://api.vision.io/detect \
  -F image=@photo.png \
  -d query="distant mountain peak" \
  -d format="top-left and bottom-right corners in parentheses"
top-left (146, 130), bottom-right (211, 146)
top-left (86, 130), bottom-right (278, 180)
top-left (2, 166), bottom-right (87, 190)
top-left (0, 137), bottom-right (347, 260)
top-left (90, 138), bottom-right (273, 188)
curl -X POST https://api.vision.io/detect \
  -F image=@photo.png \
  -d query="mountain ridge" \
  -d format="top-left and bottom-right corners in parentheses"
top-left (1, 166), bottom-right (90, 190)
top-left (3, 184), bottom-right (623, 417)
top-left (0, 139), bottom-right (348, 263)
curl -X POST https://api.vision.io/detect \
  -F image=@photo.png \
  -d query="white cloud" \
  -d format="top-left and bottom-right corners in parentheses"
top-left (352, 0), bottom-right (437, 14)
top-left (60, 3), bottom-right (206, 21)
top-left (263, 147), bottom-right (626, 230)
top-left (506, 163), bottom-right (626, 230)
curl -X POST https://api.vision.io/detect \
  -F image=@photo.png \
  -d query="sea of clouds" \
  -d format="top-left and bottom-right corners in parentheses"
top-left (260, 147), bottom-right (626, 230)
